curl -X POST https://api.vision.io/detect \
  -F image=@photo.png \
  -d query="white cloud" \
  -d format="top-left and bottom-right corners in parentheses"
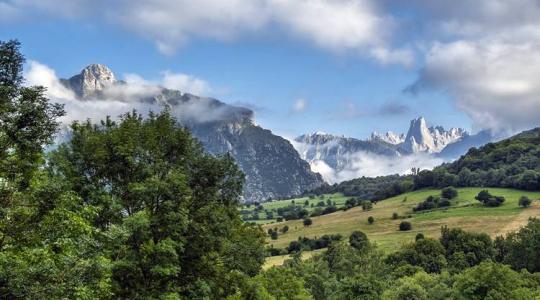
top-left (310, 151), bottom-right (443, 183)
top-left (290, 98), bottom-right (308, 113)
top-left (3, 0), bottom-right (410, 65)
top-left (161, 71), bottom-right (210, 95)
top-left (410, 40), bottom-right (540, 133)
top-left (23, 61), bottom-right (236, 125)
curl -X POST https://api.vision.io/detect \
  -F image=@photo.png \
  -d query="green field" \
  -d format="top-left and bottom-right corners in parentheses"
top-left (262, 188), bottom-right (540, 266)
top-left (240, 193), bottom-right (350, 224)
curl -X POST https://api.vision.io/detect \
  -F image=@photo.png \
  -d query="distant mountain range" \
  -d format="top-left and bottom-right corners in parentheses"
top-left (294, 117), bottom-right (494, 182)
top-left (59, 64), bottom-right (323, 202)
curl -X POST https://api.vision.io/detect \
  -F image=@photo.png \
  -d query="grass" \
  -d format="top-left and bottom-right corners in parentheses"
top-left (262, 187), bottom-right (540, 267)
top-left (240, 193), bottom-right (351, 224)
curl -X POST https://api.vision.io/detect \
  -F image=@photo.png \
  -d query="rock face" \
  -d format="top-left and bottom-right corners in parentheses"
top-left (370, 131), bottom-right (405, 145)
top-left (399, 117), bottom-right (467, 154)
top-left (61, 64), bottom-right (116, 98)
top-left (294, 132), bottom-right (400, 171)
top-left (61, 64), bottom-right (323, 202)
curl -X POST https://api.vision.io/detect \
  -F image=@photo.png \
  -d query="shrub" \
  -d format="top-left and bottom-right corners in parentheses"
top-left (303, 218), bottom-right (313, 227)
top-left (399, 221), bottom-right (412, 231)
top-left (475, 190), bottom-right (505, 207)
top-left (280, 225), bottom-right (289, 233)
top-left (519, 196), bottom-right (532, 208)
top-left (441, 186), bottom-right (458, 199)
top-left (415, 233), bottom-right (425, 241)
top-left (392, 212), bottom-right (399, 220)
top-left (361, 200), bottom-right (373, 211)
top-left (368, 216), bottom-right (374, 225)
top-left (349, 230), bottom-right (370, 251)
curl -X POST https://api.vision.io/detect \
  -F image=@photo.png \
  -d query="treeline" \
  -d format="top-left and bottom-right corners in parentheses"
top-left (308, 174), bottom-right (415, 201)
top-left (252, 219), bottom-right (540, 299)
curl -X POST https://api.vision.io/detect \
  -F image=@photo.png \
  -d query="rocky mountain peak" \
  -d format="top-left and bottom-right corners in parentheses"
top-left (370, 131), bottom-right (405, 145)
top-left (63, 64), bottom-right (116, 98)
top-left (400, 116), bottom-right (467, 153)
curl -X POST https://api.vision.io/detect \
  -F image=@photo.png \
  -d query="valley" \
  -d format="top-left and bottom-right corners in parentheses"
top-left (262, 187), bottom-right (540, 266)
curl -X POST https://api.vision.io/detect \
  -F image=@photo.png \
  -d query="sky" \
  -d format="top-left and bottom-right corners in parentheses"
top-left (2, 0), bottom-right (540, 139)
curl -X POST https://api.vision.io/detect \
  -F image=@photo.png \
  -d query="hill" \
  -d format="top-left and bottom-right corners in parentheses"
top-left (262, 187), bottom-right (540, 262)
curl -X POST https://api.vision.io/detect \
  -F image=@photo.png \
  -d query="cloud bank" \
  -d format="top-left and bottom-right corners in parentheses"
top-left (309, 151), bottom-right (443, 183)
top-left (23, 61), bottom-right (242, 125)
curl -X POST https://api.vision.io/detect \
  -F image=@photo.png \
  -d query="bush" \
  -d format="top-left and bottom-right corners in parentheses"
top-left (280, 225), bottom-right (289, 233)
top-left (349, 230), bottom-right (370, 251)
top-left (475, 190), bottom-right (505, 207)
top-left (399, 221), bottom-right (412, 231)
top-left (392, 212), bottom-right (399, 220)
top-left (441, 186), bottom-right (458, 199)
top-left (415, 233), bottom-right (425, 241)
top-left (368, 216), bottom-right (374, 225)
top-left (303, 218), bottom-right (313, 227)
top-left (518, 196), bottom-right (532, 208)
top-left (361, 200), bottom-right (373, 211)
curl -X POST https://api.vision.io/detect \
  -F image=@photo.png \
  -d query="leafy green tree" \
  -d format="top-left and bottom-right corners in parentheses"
top-left (368, 216), bottom-right (374, 225)
top-left (441, 187), bottom-right (458, 199)
top-left (349, 230), bottom-right (370, 252)
top-left (254, 267), bottom-right (312, 300)
top-left (440, 226), bottom-right (495, 269)
top-left (386, 239), bottom-right (447, 274)
top-left (519, 196), bottom-right (532, 208)
top-left (281, 225), bottom-right (289, 233)
top-left (48, 110), bottom-right (263, 298)
top-left (399, 221), bottom-right (412, 231)
top-left (452, 261), bottom-right (535, 300)
top-left (501, 218), bottom-right (540, 272)
top-left (303, 218), bottom-right (313, 227)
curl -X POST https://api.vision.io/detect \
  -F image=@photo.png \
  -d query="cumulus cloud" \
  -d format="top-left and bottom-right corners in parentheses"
top-left (409, 40), bottom-right (540, 133)
top-left (310, 151), bottom-right (443, 183)
top-left (290, 98), bottom-right (308, 114)
top-left (3, 0), bottom-right (410, 65)
top-left (23, 61), bottom-right (240, 125)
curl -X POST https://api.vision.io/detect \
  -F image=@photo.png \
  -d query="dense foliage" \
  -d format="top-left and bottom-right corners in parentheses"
top-left (0, 40), bottom-right (266, 299)
top-left (308, 174), bottom-right (415, 201)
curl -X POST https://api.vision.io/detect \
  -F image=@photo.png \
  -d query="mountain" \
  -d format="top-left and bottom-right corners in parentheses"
top-left (60, 64), bottom-right (323, 201)
top-left (294, 117), bottom-right (494, 183)
top-left (399, 117), bottom-right (467, 154)
top-left (370, 131), bottom-right (405, 145)
top-left (294, 132), bottom-right (400, 171)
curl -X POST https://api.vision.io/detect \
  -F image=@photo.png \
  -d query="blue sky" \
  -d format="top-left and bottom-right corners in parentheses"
top-left (1, 0), bottom-right (539, 138)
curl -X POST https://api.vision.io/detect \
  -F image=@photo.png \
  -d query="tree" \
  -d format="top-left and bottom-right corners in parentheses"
top-left (303, 218), bottom-right (313, 227)
top-left (441, 186), bottom-right (458, 199)
top-left (281, 225), bottom-right (289, 233)
top-left (392, 212), bottom-right (399, 220)
top-left (415, 233), bottom-right (425, 241)
top-left (518, 196), bottom-right (532, 208)
top-left (349, 230), bottom-right (370, 251)
top-left (399, 221), bottom-right (412, 231)
top-left (368, 216), bottom-right (375, 225)
top-left (440, 226), bottom-right (495, 269)
top-left (501, 218), bottom-right (540, 272)
top-left (475, 190), bottom-right (505, 207)
top-left (452, 261), bottom-right (535, 300)
top-left (362, 200), bottom-right (373, 211)
top-left (47, 110), bottom-right (262, 298)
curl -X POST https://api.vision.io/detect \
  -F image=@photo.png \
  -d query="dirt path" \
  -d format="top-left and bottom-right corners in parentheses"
top-left (498, 200), bottom-right (540, 236)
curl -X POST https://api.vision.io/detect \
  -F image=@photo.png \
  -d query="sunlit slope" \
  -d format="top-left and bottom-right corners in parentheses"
top-left (263, 188), bottom-right (540, 252)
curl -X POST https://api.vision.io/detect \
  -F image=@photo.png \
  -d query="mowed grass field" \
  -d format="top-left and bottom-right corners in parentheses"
top-left (240, 193), bottom-right (350, 224)
top-left (262, 188), bottom-right (540, 266)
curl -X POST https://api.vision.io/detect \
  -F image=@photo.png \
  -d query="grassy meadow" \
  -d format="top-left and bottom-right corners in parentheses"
top-left (262, 187), bottom-right (540, 267)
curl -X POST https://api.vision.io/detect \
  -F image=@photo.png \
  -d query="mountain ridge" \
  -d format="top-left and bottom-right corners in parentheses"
top-left (59, 64), bottom-right (324, 202)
